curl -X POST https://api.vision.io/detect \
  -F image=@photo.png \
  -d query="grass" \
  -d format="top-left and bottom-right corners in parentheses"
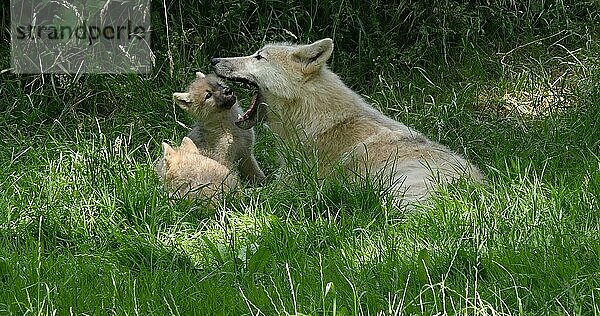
top-left (1, 0), bottom-right (600, 314)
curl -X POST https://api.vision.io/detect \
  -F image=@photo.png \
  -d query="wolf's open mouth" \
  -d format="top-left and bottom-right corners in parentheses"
top-left (217, 76), bottom-right (260, 130)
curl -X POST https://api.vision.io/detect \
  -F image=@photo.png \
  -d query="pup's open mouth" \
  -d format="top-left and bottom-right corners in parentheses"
top-left (219, 87), bottom-right (237, 109)
top-left (217, 76), bottom-right (260, 130)
top-left (219, 94), bottom-right (237, 109)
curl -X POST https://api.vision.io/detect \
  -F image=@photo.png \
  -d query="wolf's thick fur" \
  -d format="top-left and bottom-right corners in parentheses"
top-left (155, 137), bottom-right (238, 200)
top-left (212, 38), bottom-right (484, 201)
top-left (173, 72), bottom-right (265, 183)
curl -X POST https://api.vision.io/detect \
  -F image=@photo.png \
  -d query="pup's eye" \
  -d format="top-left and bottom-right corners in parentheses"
top-left (204, 92), bottom-right (212, 100)
top-left (255, 53), bottom-right (264, 60)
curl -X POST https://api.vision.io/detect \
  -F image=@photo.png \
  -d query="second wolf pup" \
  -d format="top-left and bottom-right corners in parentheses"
top-left (173, 71), bottom-right (265, 183)
top-left (156, 136), bottom-right (238, 200)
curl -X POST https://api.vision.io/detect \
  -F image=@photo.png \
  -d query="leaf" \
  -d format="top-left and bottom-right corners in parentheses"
top-left (417, 248), bottom-right (431, 284)
top-left (247, 246), bottom-right (271, 274)
top-left (201, 235), bottom-right (224, 265)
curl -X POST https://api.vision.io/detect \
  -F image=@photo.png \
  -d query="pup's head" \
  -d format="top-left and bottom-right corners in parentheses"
top-left (173, 72), bottom-right (237, 120)
top-left (211, 38), bottom-right (334, 128)
top-left (156, 136), bottom-right (200, 183)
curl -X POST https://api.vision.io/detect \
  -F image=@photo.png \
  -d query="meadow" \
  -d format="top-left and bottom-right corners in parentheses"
top-left (1, 0), bottom-right (600, 314)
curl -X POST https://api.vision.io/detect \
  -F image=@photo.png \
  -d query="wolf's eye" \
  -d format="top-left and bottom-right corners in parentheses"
top-left (204, 92), bottom-right (212, 100)
top-left (255, 53), bottom-right (264, 60)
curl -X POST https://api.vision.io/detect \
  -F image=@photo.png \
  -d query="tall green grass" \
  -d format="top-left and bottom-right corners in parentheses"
top-left (1, 0), bottom-right (600, 314)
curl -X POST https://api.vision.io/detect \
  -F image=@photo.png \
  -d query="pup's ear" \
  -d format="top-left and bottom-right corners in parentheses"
top-left (173, 92), bottom-right (192, 110)
top-left (162, 142), bottom-right (175, 156)
top-left (180, 137), bottom-right (198, 153)
top-left (292, 38), bottom-right (334, 75)
top-left (196, 71), bottom-right (206, 78)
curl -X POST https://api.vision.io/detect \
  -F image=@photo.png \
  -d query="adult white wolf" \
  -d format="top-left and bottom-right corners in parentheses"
top-left (212, 38), bottom-right (483, 202)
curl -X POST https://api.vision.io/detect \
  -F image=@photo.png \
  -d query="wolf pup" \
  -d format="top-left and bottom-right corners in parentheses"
top-left (212, 38), bottom-right (484, 202)
top-left (172, 71), bottom-right (265, 183)
top-left (156, 137), bottom-right (238, 200)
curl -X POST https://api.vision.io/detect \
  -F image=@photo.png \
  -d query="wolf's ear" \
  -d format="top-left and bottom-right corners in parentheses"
top-left (196, 71), bottom-right (206, 79)
top-left (292, 38), bottom-right (334, 75)
top-left (180, 137), bottom-right (198, 153)
top-left (173, 92), bottom-right (193, 110)
top-left (162, 142), bottom-right (175, 156)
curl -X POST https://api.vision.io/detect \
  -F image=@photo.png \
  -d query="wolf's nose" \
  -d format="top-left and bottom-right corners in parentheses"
top-left (223, 87), bottom-right (233, 96)
top-left (210, 58), bottom-right (220, 66)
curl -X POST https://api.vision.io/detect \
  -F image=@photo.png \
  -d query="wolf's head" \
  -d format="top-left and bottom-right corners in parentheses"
top-left (156, 136), bottom-right (200, 183)
top-left (211, 38), bottom-right (334, 128)
top-left (173, 72), bottom-right (237, 121)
